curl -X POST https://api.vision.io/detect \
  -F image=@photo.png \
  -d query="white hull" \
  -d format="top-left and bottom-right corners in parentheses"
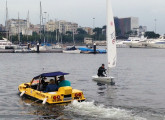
top-left (116, 41), bottom-right (128, 48)
top-left (92, 75), bottom-right (115, 85)
top-left (31, 46), bottom-right (47, 51)
top-left (129, 42), bottom-right (147, 48)
top-left (0, 38), bottom-right (18, 49)
top-left (146, 43), bottom-right (165, 48)
top-left (63, 49), bottom-right (81, 54)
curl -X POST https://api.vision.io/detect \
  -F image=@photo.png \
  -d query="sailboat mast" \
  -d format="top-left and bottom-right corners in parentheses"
top-left (44, 12), bottom-right (47, 45)
top-left (18, 12), bottom-right (20, 45)
top-left (55, 19), bottom-right (57, 42)
top-left (58, 21), bottom-right (60, 43)
top-left (5, 0), bottom-right (8, 40)
top-left (106, 0), bottom-right (116, 73)
top-left (40, 1), bottom-right (42, 43)
top-left (72, 27), bottom-right (75, 46)
top-left (26, 10), bottom-right (29, 41)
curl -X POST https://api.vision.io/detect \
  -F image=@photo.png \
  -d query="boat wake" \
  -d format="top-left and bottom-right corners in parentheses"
top-left (64, 100), bottom-right (146, 120)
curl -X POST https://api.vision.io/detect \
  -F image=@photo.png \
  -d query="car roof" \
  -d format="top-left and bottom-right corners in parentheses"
top-left (33, 71), bottom-right (69, 79)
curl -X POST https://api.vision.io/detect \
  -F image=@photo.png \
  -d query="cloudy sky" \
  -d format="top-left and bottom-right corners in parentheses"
top-left (0, 0), bottom-right (164, 34)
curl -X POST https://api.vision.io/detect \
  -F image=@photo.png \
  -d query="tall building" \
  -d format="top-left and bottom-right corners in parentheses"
top-left (118, 17), bottom-right (139, 36)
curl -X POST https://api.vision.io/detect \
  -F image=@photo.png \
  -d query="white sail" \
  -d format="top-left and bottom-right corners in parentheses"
top-left (106, 0), bottom-right (116, 69)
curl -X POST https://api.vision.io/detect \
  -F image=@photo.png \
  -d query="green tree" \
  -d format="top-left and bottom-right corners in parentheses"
top-left (145, 31), bottom-right (160, 38)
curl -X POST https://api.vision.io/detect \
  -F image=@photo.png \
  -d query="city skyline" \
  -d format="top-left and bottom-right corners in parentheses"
top-left (0, 0), bottom-right (164, 34)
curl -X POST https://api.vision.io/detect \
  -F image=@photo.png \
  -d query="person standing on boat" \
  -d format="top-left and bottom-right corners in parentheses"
top-left (44, 79), bottom-right (58, 92)
top-left (97, 64), bottom-right (106, 77)
top-left (58, 76), bottom-right (71, 87)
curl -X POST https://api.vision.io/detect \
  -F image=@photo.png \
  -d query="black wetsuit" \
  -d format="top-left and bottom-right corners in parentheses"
top-left (97, 67), bottom-right (106, 77)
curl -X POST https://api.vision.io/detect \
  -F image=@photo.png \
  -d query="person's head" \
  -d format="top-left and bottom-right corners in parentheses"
top-left (42, 77), bottom-right (47, 80)
top-left (49, 79), bottom-right (55, 84)
top-left (58, 76), bottom-right (65, 81)
top-left (101, 64), bottom-right (105, 68)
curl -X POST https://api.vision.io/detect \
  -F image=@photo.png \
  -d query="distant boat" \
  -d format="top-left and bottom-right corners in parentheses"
top-left (124, 35), bottom-right (147, 48)
top-left (92, 0), bottom-right (116, 85)
top-left (0, 38), bottom-right (17, 49)
top-left (146, 36), bottom-right (165, 48)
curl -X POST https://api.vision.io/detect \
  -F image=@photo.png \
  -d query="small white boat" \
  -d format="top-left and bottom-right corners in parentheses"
top-left (92, 0), bottom-right (116, 85)
top-left (63, 49), bottom-right (81, 54)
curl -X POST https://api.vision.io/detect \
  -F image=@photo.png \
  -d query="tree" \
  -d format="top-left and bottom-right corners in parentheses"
top-left (77, 28), bottom-right (87, 34)
top-left (145, 31), bottom-right (160, 38)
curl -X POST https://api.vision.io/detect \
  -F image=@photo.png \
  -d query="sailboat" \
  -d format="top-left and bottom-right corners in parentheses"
top-left (92, 0), bottom-right (116, 85)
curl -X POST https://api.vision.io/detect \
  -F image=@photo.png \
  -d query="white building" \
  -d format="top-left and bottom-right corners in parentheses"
top-left (8, 19), bottom-right (32, 36)
top-left (46, 20), bottom-right (78, 34)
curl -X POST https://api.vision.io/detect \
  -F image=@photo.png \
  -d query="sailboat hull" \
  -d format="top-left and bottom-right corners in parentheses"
top-left (63, 49), bottom-right (81, 54)
top-left (92, 75), bottom-right (115, 85)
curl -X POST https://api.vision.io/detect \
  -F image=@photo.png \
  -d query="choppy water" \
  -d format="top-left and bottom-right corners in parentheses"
top-left (0, 48), bottom-right (165, 120)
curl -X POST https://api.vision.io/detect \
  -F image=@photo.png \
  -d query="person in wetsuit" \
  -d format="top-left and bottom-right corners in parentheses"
top-left (97, 64), bottom-right (106, 77)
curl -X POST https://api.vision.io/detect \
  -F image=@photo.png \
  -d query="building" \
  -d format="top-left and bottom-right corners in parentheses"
top-left (31, 24), bottom-right (40, 34)
top-left (82, 27), bottom-right (93, 35)
top-left (0, 24), bottom-right (5, 31)
top-left (84, 37), bottom-right (93, 44)
top-left (117, 17), bottom-right (139, 36)
top-left (46, 20), bottom-right (78, 34)
top-left (7, 19), bottom-right (32, 36)
top-left (45, 20), bottom-right (78, 34)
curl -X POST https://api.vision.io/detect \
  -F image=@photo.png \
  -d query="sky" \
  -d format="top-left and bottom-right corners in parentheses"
top-left (0, 0), bottom-right (164, 34)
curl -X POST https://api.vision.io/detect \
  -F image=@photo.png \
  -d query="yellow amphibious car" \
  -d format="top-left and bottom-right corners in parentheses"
top-left (18, 71), bottom-right (86, 104)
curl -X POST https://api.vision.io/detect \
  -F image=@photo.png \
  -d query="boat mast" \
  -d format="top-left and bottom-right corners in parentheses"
top-left (44, 12), bottom-right (47, 45)
top-left (18, 12), bottom-right (20, 45)
top-left (72, 27), bottom-right (75, 46)
top-left (106, 0), bottom-right (116, 74)
top-left (40, 1), bottom-right (42, 44)
top-left (58, 21), bottom-right (60, 44)
top-left (5, 0), bottom-right (8, 40)
top-left (26, 10), bottom-right (29, 42)
top-left (55, 19), bottom-right (58, 43)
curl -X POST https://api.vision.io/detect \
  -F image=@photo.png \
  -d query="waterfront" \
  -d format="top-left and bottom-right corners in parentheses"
top-left (0, 48), bottom-right (165, 120)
